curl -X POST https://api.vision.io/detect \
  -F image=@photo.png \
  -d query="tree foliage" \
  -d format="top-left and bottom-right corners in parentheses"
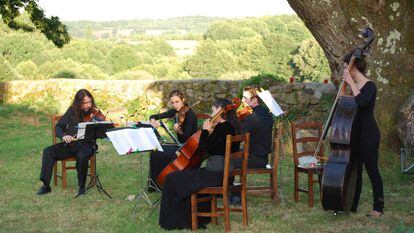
top-left (0, 0), bottom-right (70, 47)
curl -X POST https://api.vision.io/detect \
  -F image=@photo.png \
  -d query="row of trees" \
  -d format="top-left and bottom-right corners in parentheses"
top-left (0, 15), bottom-right (331, 82)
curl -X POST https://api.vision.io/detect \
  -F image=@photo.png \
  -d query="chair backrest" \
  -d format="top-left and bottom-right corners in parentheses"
top-left (51, 115), bottom-right (62, 144)
top-left (223, 133), bottom-right (250, 193)
top-left (290, 121), bottom-right (323, 167)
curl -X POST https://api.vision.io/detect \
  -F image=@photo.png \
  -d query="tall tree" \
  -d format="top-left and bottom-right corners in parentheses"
top-left (0, 0), bottom-right (70, 47)
top-left (287, 0), bottom-right (414, 146)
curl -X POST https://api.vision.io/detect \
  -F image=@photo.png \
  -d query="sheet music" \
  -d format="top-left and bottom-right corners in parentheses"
top-left (106, 128), bottom-right (163, 155)
top-left (76, 121), bottom-right (113, 139)
top-left (258, 90), bottom-right (284, 117)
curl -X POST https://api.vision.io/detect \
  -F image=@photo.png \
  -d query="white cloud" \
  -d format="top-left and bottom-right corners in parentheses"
top-left (39, 0), bottom-right (295, 21)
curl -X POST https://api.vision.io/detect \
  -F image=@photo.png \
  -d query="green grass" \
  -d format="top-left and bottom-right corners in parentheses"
top-left (0, 104), bottom-right (413, 233)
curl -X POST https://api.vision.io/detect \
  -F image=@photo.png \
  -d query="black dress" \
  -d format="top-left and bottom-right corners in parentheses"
top-left (148, 108), bottom-right (198, 189)
top-left (159, 122), bottom-right (239, 230)
top-left (351, 81), bottom-right (384, 213)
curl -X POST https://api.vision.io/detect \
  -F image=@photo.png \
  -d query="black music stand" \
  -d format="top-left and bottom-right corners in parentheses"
top-left (75, 122), bottom-right (114, 199)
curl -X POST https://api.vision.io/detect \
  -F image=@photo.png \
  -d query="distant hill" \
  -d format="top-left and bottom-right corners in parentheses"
top-left (64, 16), bottom-right (225, 38)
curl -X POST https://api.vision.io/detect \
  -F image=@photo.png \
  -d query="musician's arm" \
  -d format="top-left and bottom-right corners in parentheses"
top-left (55, 108), bottom-right (71, 139)
top-left (149, 109), bottom-right (176, 120)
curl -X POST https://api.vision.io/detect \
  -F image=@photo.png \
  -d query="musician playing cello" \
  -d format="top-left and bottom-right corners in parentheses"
top-left (342, 51), bottom-right (384, 217)
top-left (148, 90), bottom-right (198, 191)
top-left (37, 89), bottom-right (106, 196)
top-left (159, 98), bottom-right (241, 230)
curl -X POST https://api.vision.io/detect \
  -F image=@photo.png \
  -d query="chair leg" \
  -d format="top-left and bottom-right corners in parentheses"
top-left (53, 162), bottom-right (58, 186)
top-left (294, 169), bottom-right (299, 202)
top-left (211, 195), bottom-right (217, 225)
top-left (223, 193), bottom-right (231, 232)
top-left (271, 168), bottom-right (278, 203)
top-left (191, 193), bottom-right (198, 231)
top-left (241, 190), bottom-right (248, 226)
top-left (308, 171), bottom-right (314, 207)
top-left (62, 161), bottom-right (67, 189)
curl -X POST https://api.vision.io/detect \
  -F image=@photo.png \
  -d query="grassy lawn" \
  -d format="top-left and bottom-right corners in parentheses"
top-left (0, 104), bottom-right (413, 233)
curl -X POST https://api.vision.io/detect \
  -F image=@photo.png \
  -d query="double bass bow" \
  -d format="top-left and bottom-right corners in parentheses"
top-left (157, 97), bottom-right (241, 187)
top-left (316, 27), bottom-right (374, 212)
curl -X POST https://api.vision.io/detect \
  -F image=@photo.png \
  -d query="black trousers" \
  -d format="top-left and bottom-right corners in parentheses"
top-left (351, 138), bottom-right (384, 212)
top-left (40, 142), bottom-right (95, 188)
top-left (148, 145), bottom-right (179, 189)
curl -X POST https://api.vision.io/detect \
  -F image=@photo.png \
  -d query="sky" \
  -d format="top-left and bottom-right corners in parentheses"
top-left (39, 0), bottom-right (295, 21)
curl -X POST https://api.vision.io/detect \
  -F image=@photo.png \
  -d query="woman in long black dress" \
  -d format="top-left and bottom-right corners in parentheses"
top-left (159, 98), bottom-right (241, 230)
top-left (342, 52), bottom-right (384, 217)
top-left (148, 90), bottom-right (198, 190)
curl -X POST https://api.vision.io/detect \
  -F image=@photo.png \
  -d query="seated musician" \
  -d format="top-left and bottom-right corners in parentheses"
top-left (148, 90), bottom-right (197, 191)
top-left (37, 89), bottom-right (106, 196)
top-left (159, 98), bottom-right (241, 230)
top-left (229, 85), bottom-right (274, 205)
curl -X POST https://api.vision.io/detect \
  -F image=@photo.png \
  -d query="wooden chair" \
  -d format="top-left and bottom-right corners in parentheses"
top-left (51, 115), bottom-right (96, 189)
top-left (244, 123), bottom-right (281, 203)
top-left (195, 113), bottom-right (211, 128)
top-left (191, 133), bottom-right (250, 232)
top-left (291, 121), bottom-right (324, 207)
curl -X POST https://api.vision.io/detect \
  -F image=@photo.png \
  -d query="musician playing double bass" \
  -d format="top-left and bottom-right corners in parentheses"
top-left (37, 89), bottom-right (106, 197)
top-left (342, 51), bottom-right (384, 217)
top-left (159, 98), bottom-right (241, 230)
top-left (148, 90), bottom-right (198, 191)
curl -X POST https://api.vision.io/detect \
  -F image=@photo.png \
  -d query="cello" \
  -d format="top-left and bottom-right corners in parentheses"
top-left (318, 27), bottom-right (374, 212)
top-left (157, 97), bottom-right (241, 186)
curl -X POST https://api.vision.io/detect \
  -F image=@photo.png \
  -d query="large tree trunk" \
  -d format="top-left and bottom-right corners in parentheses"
top-left (287, 0), bottom-right (414, 148)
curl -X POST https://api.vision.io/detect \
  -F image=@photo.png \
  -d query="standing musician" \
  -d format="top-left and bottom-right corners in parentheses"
top-left (159, 98), bottom-right (241, 230)
top-left (229, 85), bottom-right (274, 205)
top-left (148, 90), bottom-right (198, 190)
top-left (342, 51), bottom-right (384, 217)
top-left (37, 89), bottom-right (106, 196)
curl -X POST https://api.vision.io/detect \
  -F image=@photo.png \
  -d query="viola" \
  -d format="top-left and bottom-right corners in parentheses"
top-left (83, 107), bottom-right (106, 122)
top-left (176, 106), bottom-right (189, 127)
top-left (237, 106), bottom-right (253, 121)
top-left (319, 27), bottom-right (374, 212)
top-left (157, 97), bottom-right (241, 187)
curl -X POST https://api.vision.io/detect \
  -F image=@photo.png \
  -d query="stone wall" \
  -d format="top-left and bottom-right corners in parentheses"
top-left (0, 79), bottom-right (336, 121)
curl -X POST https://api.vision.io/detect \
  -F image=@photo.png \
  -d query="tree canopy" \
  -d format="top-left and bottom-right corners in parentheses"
top-left (0, 0), bottom-right (70, 47)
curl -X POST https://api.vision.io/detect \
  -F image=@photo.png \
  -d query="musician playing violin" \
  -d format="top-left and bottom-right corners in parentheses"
top-left (159, 98), bottom-right (241, 230)
top-left (229, 85), bottom-right (274, 205)
top-left (37, 89), bottom-right (106, 196)
top-left (148, 90), bottom-right (198, 191)
top-left (342, 52), bottom-right (384, 217)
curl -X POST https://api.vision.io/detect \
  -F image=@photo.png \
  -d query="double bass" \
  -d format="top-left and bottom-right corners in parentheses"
top-left (318, 27), bottom-right (374, 212)
top-left (157, 97), bottom-right (241, 186)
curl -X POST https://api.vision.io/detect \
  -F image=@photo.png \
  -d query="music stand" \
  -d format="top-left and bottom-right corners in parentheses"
top-left (75, 122), bottom-right (114, 199)
top-left (130, 123), bottom-right (163, 218)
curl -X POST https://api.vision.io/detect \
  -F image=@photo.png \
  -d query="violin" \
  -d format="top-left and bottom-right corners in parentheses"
top-left (237, 106), bottom-right (253, 121)
top-left (157, 97), bottom-right (241, 187)
top-left (83, 107), bottom-right (106, 122)
top-left (176, 106), bottom-right (189, 127)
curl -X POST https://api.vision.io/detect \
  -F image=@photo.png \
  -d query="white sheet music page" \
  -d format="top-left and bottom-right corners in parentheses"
top-left (106, 128), bottom-right (163, 155)
top-left (258, 90), bottom-right (284, 117)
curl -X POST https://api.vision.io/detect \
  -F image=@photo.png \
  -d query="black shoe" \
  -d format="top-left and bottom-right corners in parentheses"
top-left (37, 185), bottom-right (51, 195)
top-left (229, 195), bottom-right (241, 206)
top-left (77, 187), bottom-right (86, 196)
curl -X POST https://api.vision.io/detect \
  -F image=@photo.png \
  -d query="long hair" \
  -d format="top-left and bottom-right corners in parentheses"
top-left (169, 90), bottom-right (188, 107)
top-left (343, 50), bottom-right (367, 74)
top-left (70, 89), bottom-right (96, 121)
top-left (213, 98), bottom-right (241, 134)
